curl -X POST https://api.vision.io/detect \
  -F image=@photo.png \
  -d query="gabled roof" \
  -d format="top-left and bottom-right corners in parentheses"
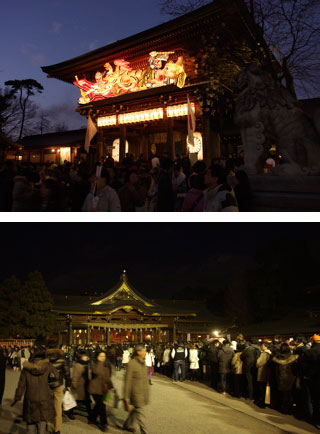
top-left (41, 0), bottom-right (245, 84)
top-left (90, 270), bottom-right (157, 308)
top-left (19, 129), bottom-right (86, 149)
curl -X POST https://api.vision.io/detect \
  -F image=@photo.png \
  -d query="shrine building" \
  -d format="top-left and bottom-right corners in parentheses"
top-left (53, 270), bottom-right (222, 345)
top-left (41, 0), bottom-right (257, 165)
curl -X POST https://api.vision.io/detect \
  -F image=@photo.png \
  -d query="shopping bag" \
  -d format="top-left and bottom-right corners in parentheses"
top-left (265, 383), bottom-right (271, 405)
top-left (62, 390), bottom-right (77, 411)
top-left (104, 392), bottom-right (111, 404)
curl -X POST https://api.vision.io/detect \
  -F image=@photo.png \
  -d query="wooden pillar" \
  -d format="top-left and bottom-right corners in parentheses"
top-left (173, 323), bottom-right (177, 342)
top-left (167, 118), bottom-right (174, 159)
top-left (202, 114), bottom-right (221, 166)
top-left (119, 125), bottom-right (127, 162)
top-left (105, 327), bottom-right (109, 345)
top-left (68, 318), bottom-right (73, 346)
top-left (86, 324), bottom-right (90, 345)
top-left (97, 130), bottom-right (104, 161)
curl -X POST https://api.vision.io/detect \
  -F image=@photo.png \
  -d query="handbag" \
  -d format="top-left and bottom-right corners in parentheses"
top-left (62, 390), bottom-right (77, 411)
top-left (265, 382), bottom-right (271, 405)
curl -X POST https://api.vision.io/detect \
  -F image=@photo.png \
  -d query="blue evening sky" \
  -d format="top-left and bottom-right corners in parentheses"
top-left (1, 0), bottom-right (170, 129)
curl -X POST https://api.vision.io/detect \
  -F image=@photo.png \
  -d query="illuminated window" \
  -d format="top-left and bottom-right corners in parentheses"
top-left (167, 103), bottom-right (195, 118)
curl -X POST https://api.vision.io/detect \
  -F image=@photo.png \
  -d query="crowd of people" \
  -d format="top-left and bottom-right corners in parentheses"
top-left (0, 333), bottom-right (320, 433)
top-left (0, 151), bottom-right (253, 212)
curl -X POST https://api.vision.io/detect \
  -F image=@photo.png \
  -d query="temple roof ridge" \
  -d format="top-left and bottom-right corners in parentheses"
top-left (90, 270), bottom-right (157, 308)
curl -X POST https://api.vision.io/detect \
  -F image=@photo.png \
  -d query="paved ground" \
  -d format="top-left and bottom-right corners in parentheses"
top-left (0, 369), bottom-right (318, 434)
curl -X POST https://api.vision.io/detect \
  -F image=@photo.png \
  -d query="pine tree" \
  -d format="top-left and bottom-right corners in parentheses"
top-left (0, 272), bottom-right (56, 339)
top-left (22, 271), bottom-right (56, 339)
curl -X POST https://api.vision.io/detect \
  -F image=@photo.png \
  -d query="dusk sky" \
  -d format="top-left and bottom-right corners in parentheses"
top-left (1, 0), bottom-right (170, 129)
top-left (1, 223), bottom-right (318, 298)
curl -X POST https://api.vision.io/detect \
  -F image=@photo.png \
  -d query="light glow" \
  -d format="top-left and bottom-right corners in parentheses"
top-left (213, 330), bottom-right (220, 337)
top-left (112, 138), bottom-right (129, 162)
top-left (97, 115), bottom-right (117, 127)
top-left (119, 108), bottom-right (164, 125)
top-left (167, 103), bottom-right (195, 118)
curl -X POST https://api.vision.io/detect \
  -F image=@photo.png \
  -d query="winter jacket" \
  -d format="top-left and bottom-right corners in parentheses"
top-left (82, 186), bottom-right (121, 212)
top-left (14, 358), bottom-right (57, 424)
top-left (123, 357), bottom-right (149, 408)
top-left (88, 361), bottom-right (112, 396)
top-left (256, 350), bottom-right (271, 382)
top-left (145, 352), bottom-right (155, 368)
top-left (231, 352), bottom-right (243, 375)
top-left (46, 348), bottom-right (71, 388)
top-left (204, 184), bottom-right (239, 212)
top-left (218, 345), bottom-right (234, 374)
top-left (189, 349), bottom-right (200, 370)
top-left (306, 343), bottom-right (320, 385)
top-left (182, 189), bottom-right (205, 212)
top-left (122, 350), bottom-right (131, 364)
top-left (273, 353), bottom-right (299, 391)
top-left (207, 344), bottom-right (220, 363)
top-left (162, 348), bottom-right (171, 365)
top-left (241, 345), bottom-right (261, 372)
top-left (71, 360), bottom-right (89, 401)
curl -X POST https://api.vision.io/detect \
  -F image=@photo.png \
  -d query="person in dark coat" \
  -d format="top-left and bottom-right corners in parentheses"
top-left (157, 160), bottom-right (174, 212)
top-left (123, 344), bottom-right (149, 434)
top-left (218, 340), bottom-right (234, 394)
top-left (88, 351), bottom-right (113, 432)
top-left (207, 340), bottom-right (220, 390)
top-left (12, 346), bottom-right (57, 434)
top-left (241, 341), bottom-right (261, 400)
top-left (234, 170), bottom-right (252, 212)
top-left (47, 346), bottom-right (73, 432)
top-left (70, 350), bottom-right (92, 422)
top-left (0, 347), bottom-right (7, 407)
top-left (273, 343), bottom-right (299, 415)
top-left (306, 335), bottom-right (320, 427)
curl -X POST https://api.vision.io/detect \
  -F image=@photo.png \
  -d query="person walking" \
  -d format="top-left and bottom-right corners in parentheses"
top-left (88, 351), bottom-right (113, 432)
top-left (123, 344), bottom-right (149, 434)
top-left (0, 347), bottom-right (7, 408)
top-left (70, 350), bottom-right (92, 423)
top-left (145, 348), bottom-right (155, 385)
top-left (11, 346), bottom-right (57, 434)
top-left (47, 346), bottom-right (73, 433)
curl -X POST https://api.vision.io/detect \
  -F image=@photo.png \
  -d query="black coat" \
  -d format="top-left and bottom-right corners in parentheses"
top-left (241, 345), bottom-right (261, 372)
top-left (218, 346), bottom-right (234, 374)
top-left (306, 343), bottom-right (320, 383)
top-left (273, 353), bottom-right (299, 391)
top-left (207, 344), bottom-right (220, 363)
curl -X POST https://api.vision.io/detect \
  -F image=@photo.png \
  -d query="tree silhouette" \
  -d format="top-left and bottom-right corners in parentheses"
top-left (5, 79), bottom-right (44, 140)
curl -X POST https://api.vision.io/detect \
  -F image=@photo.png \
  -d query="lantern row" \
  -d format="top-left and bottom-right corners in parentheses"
top-left (97, 103), bottom-right (195, 127)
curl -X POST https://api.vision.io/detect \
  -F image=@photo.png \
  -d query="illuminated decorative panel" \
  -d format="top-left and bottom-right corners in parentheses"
top-left (167, 103), bottom-right (195, 118)
top-left (119, 108), bottom-right (164, 125)
top-left (74, 51), bottom-right (189, 105)
top-left (97, 115), bottom-right (117, 127)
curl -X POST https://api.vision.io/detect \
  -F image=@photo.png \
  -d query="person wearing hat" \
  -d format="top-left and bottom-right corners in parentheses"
top-left (70, 350), bottom-right (92, 423)
top-left (82, 168), bottom-right (121, 212)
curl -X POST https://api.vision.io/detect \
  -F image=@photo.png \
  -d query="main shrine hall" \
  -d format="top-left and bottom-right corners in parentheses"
top-left (41, 0), bottom-right (256, 165)
top-left (53, 271), bottom-right (222, 345)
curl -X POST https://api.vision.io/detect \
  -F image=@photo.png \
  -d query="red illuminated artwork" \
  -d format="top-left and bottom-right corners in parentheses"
top-left (74, 51), bottom-right (187, 104)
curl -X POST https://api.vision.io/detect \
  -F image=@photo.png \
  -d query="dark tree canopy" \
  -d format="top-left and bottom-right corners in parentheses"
top-left (0, 271), bottom-right (56, 339)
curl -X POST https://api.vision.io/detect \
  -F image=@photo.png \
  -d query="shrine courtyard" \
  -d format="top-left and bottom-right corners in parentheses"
top-left (0, 369), bottom-right (317, 434)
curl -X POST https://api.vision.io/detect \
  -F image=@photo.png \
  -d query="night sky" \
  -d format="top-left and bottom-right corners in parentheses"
top-left (1, 223), bottom-right (318, 299)
top-left (1, 0), bottom-right (170, 129)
